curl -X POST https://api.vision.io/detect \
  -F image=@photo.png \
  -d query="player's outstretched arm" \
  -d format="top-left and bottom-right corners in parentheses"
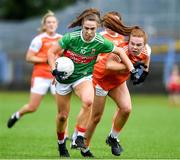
top-left (47, 41), bottom-right (62, 71)
top-left (26, 50), bottom-right (48, 64)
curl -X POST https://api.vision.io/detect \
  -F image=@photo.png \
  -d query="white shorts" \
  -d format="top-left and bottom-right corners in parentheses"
top-left (56, 75), bottom-right (92, 95)
top-left (95, 84), bottom-right (109, 97)
top-left (31, 77), bottom-right (55, 95)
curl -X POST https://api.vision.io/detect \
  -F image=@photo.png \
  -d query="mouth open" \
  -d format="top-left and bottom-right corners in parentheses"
top-left (132, 51), bottom-right (138, 54)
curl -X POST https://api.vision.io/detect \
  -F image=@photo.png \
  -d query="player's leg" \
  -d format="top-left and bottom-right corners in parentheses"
top-left (7, 77), bottom-right (50, 128)
top-left (81, 93), bottom-right (107, 157)
top-left (55, 82), bottom-right (72, 157)
top-left (50, 81), bottom-right (69, 141)
top-left (85, 84), bottom-right (108, 146)
top-left (78, 84), bottom-right (108, 157)
top-left (73, 78), bottom-right (94, 149)
top-left (70, 76), bottom-right (93, 148)
top-left (106, 81), bottom-right (131, 156)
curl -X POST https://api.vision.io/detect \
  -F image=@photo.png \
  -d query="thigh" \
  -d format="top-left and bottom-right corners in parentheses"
top-left (92, 84), bottom-right (109, 115)
top-left (108, 82), bottom-right (131, 109)
top-left (29, 92), bottom-right (44, 107)
top-left (74, 80), bottom-right (94, 102)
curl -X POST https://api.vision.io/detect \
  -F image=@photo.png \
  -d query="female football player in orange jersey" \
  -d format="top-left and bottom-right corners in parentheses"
top-left (78, 13), bottom-right (151, 157)
top-left (6, 11), bottom-right (68, 133)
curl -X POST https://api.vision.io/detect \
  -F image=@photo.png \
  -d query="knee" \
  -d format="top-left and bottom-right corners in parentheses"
top-left (57, 112), bottom-right (68, 123)
top-left (82, 98), bottom-right (93, 108)
top-left (121, 105), bottom-right (132, 116)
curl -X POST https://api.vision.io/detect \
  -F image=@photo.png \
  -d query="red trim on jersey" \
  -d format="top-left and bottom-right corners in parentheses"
top-left (64, 50), bottom-right (97, 64)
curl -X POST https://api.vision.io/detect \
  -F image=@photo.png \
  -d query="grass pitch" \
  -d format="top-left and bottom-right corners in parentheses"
top-left (0, 91), bottom-right (180, 159)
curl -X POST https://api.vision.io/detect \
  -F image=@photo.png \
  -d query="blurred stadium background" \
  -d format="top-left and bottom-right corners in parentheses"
top-left (0, 0), bottom-right (180, 93)
top-left (1, 0), bottom-right (180, 159)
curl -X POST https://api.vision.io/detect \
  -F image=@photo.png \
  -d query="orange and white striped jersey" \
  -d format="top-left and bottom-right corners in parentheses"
top-left (93, 42), bottom-right (151, 91)
top-left (29, 32), bottom-right (62, 78)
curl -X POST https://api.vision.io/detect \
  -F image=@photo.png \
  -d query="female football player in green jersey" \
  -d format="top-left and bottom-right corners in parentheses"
top-left (47, 8), bottom-right (138, 157)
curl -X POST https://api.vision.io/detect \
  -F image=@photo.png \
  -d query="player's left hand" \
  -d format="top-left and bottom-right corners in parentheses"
top-left (133, 70), bottom-right (149, 85)
top-left (52, 69), bottom-right (67, 82)
top-left (133, 61), bottom-right (147, 69)
top-left (130, 69), bottom-right (140, 81)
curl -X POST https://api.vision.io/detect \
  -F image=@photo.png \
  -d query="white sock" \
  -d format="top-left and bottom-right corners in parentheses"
top-left (110, 128), bottom-right (119, 139)
top-left (77, 131), bottom-right (85, 137)
top-left (58, 139), bottom-right (64, 144)
top-left (72, 130), bottom-right (78, 140)
top-left (81, 147), bottom-right (89, 153)
top-left (71, 130), bottom-right (78, 145)
top-left (13, 112), bottom-right (20, 119)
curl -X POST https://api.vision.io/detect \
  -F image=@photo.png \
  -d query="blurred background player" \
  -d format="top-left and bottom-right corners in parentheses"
top-left (6, 11), bottom-right (67, 133)
top-left (166, 64), bottom-right (180, 107)
top-left (47, 8), bottom-right (138, 158)
top-left (77, 13), bottom-right (151, 157)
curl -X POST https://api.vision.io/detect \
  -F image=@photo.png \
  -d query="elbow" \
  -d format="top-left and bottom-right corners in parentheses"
top-left (25, 55), bottom-right (31, 62)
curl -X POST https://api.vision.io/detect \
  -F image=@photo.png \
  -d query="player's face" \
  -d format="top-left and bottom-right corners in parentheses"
top-left (128, 36), bottom-right (145, 55)
top-left (44, 16), bottom-right (58, 35)
top-left (82, 20), bottom-right (97, 41)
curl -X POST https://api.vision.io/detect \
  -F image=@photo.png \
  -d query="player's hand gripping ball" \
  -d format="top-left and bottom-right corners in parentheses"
top-left (52, 57), bottom-right (74, 81)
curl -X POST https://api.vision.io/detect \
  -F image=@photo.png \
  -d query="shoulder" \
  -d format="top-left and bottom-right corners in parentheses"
top-left (62, 30), bottom-right (81, 41)
top-left (31, 32), bottom-right (59, 42)
top-left (54, 33), bottom-right (63, 39)
top-left (31, 33), bottom-right (44, 43)
top-left (95, 33), bottom-right (109, 44)
top-left (69, 30), bottom-right (81, 38)
top-left (29, 33), bottom-right (44, 51)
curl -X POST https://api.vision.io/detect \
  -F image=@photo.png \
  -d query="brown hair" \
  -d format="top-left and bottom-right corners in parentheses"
top-left (102, 13), bottom-right (138, 36)
top-left (104, 11), bottom-right (122, 20)
top-left (68, 8), bottom-right (101, 28)
top-left (38, 10), bottom-right (57, 33)
top-left (129, 26), bottom-right (148, 44)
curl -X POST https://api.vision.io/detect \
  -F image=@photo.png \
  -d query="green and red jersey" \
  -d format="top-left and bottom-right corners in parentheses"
top-left (58, 30), bottom-right (114, 83)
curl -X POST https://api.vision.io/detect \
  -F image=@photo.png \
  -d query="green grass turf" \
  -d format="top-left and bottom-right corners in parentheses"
top-left (0, 91), bottom-right (180, 159)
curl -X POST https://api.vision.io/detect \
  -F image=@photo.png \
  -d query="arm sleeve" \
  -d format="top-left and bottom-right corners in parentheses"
top-left (29, 36), bottom-right (42, 53)
top-left (58, 33), bottom-right (70, 50)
